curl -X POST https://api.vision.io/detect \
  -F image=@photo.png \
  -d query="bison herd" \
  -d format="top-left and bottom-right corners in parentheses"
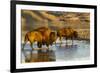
top-left (22, 27), bottom-right (78, 50)
top-left (22, 27), bottom-right (78, 61)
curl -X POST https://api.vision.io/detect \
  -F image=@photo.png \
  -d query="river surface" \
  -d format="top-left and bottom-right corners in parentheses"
top-left (21, 40), bottom-right (90, 63)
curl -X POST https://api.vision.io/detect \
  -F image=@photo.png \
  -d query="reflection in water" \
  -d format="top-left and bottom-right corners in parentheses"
top-left (22, 40), bottom-right (90, 63)
top-left (24, 50), bottom-right (56, 63)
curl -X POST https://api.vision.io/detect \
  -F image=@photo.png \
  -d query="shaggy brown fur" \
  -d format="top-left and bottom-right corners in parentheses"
top-left (57, 27), bottom-right (78, 46)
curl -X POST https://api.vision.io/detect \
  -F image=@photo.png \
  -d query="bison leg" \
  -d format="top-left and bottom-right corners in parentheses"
top-left (30, 43), bottom-right (34, 61)
top-left (65, 38), bottom-right (68, 46)
top-left (46, 42), bottom-right (50, 51)
top-left (72, 38), bottom-right (74, 46)
top-left (59, 37), bottom-right (62, 47)
top-left (37, 42), bottom-right (42, 48)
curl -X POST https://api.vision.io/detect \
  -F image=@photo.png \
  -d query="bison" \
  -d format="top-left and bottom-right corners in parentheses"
top-left (22, 27), bottom-right (58, 61)
top-left (57, 27), bottom-right (78, 46)
top-left (22, 27), bottom-right (57, 58)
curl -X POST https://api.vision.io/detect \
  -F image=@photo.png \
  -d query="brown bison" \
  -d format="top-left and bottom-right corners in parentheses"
top-left (22, 27), bottom-right (57, 61)
top-left (22, 27), bottom-right (57, 51)
top-left (57, 27), bottom-right (78, 46)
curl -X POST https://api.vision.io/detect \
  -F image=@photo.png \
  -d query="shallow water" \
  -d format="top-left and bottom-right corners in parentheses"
top-left (21, 40), bottom-right (90, 63)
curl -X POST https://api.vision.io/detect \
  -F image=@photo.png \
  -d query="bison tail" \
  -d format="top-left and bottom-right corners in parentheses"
top-left (24, 33), bottom-right (29, 43)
